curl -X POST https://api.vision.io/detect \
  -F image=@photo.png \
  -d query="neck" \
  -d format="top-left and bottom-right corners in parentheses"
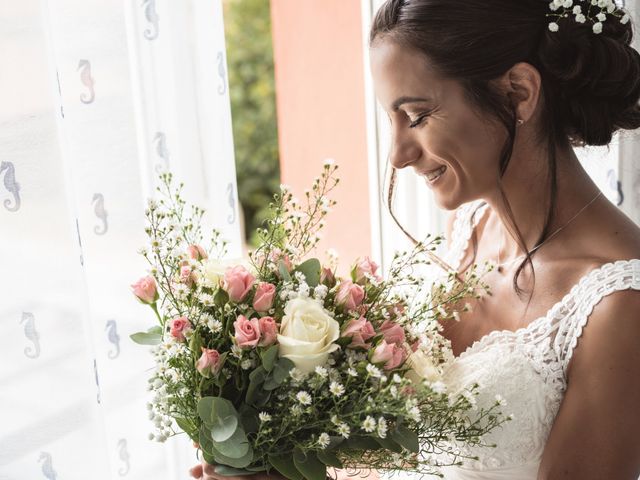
top-left (483, 141), bottom-right (601, 262)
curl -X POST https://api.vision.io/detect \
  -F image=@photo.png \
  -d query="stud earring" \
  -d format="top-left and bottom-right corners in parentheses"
top-left (517, 118), bottom-right (524, 126)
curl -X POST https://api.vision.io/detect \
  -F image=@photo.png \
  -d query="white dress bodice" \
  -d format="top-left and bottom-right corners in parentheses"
top-left (437, 200), bottom-right (640, 480)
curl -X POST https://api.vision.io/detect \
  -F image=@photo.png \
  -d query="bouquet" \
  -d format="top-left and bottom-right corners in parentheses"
top-left (131, 163), bottom-right (508, 478)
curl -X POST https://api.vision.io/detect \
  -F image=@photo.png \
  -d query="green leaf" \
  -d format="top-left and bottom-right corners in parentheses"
top-left (272, 358), bottom-right (294, 383)
top-left (147, 325), bottom-right (162, 335)
top-left (175, 417), bottom-right (198, 442)
top-left (293, 449), bottom-right (326, 480)
top-left (211, 425), bottom-right (250, 458)
top-left (261, 344), bottom-right (279, 372)
top-left (268, 454), bottom-right (303, 480)
top-left (374, 436), bottom-right (403, 453)
top-left (345, 436), bottom-right (381, 451)
top-left (130, 331), bottom-right (162, 345)
top-left (189, 331), bottom-right (203, 357)
top-left (197, 397), bottom-right (239, 442)
top-left (316, 449), bottom-right (343, 468)
top-left (199, 424), bottom-right (215, 455)
top-left (202, 450), bottom-right (217, 465)
top-left (295, 258), bottom-right (321, 287)
top-left (245, 465), bottom-right (267, 472)
top-left (238, 404), bottom-right (260, 434)
top-left (278, 260), bottom-right (292, 281)
top-left (211, 444), bottom-right (254, 469)
top-left (214, 288), bottom-right (229, 307)
top-left (214, 466), bottom-right (258, 477)
top-left (390, 425), bottom-right (419, 453)
top-left (246, 366), bottom-right (267, 405)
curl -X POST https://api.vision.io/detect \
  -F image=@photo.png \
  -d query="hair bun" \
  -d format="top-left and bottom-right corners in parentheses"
top-left (537, 16), bottom-right (640, 145)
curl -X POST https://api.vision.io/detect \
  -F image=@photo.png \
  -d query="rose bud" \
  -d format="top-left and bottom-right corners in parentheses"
top-left (196, 348), bottom-right (222, 377)
top-left (320, 267), bottom-right (336, 288)
top-left (234, 315), bottom-right (261, 348)
top-left (170, 316), bottom-right (192, 342)
top-left (253, 282), bottom-right (276, 312)
top-left (223, 265), bottom-right (255, 303)
top-left (335, 280), bottom-right (365, 312)
top-left (258, 316), bottom-right (278, 347)
top-left (379, 320), bottom-right (406, 345)
top-left (341, 317), bottom-right (376, 349)
top-left (187, 244), bottom-right (208, 261)
top-left (371, 339), bottom-right (406, 370)
top-left (353, 256), bottom-right (381, 285)
top-left (179, 265), bottom-right (195, 287)
top-left (131, 276), bottom-right (158, 304)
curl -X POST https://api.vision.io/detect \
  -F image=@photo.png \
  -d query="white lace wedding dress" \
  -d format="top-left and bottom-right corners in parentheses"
top-left (435, 200), bottom-right (640, 480)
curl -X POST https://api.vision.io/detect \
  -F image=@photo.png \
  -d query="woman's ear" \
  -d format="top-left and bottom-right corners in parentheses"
top-left (497, 62), bottom-right (542, 123)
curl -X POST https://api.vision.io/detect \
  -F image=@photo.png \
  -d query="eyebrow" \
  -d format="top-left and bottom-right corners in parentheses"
top-left (391, 96), bottom-right (433, 111)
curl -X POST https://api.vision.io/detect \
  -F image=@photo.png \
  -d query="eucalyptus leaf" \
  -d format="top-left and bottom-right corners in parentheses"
top-left (211, 444), bottom-right (254, 469)
top-left (278, 260), bottom-right (292, 281)
top-left (197, 397), bottom-right (239, 442)
top-left (214, 288), bottom-right (229, 307)
top-left (246, 367), bottom-right (267, 405)
top-left (211, 425), bottom-right (250, 458)
top-left (261, 344), bottom-right (279, 372)
top-left (175, 417), bottom-right (198, 442)
top-left (345, 436), bottom-right (381, 451)
top-left (268, 454), bottom-right (303, 480)
top-left (214, 466), bottom-right (258, 477)
top-left (147, 325), bottom-right (162, 335)
top-left (272, 358), bottom-right (294, 383)
top-left (293, 448), bottom-right (326, 480)
top-left (130, 331), bottom-right (162, 345)
top-left (390, 425), bottom-right (419, 453)
top-left (316, 449), bottom-right (343, 468)
top-left (375, 436), bottom-right (403, 453)
top-left (295, 258), bottom-right (321, 287)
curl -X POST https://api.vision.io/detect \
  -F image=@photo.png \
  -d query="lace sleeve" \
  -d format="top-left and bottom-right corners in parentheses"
top-left (553, 259), bottom-right (640, 377)
top-left (445, 200), bottom-right (489, 271)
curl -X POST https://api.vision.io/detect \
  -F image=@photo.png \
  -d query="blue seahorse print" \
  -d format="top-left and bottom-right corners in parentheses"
top-left (105, 319), bottom-right (121, 359)
top-left (153, 132), bottom-right (170, 172)
top-left (39, 452), bottom-right (57, 480)
top-left (78, 60), bottom-right (95, 104)
top-left (92, 193), bottom-right (108, 235)
top-left (117, 438), bottom-right (131, 476)
top-left (21, 312), bottom-right (40, 359)
top-left (226, 182), bottom-right (236, 224)
top-left (607, 168), bottom-right (624, 206)
top-left (142, 0), bottom-right (159, 40)
top-left (217, 51), bottom-right (227, 95)
top-left (0, 161), bottom-right (21, 212)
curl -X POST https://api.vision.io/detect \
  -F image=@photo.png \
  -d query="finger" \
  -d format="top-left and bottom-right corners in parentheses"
top-left (202, 462), bottom-right (217, 476)
top-left (189, 464), bottom-right (203, 478)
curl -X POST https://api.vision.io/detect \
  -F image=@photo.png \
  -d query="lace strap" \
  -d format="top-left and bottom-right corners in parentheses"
top-left (446, 200), bottom-right (489, 270)
top-left (554, 259), bottom-right (640, 376)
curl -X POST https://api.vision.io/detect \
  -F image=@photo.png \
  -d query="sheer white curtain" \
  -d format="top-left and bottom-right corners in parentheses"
top-left (0, 1), bottom-right (241, 478)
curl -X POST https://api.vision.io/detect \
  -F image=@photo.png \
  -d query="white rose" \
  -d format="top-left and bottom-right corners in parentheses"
top-left (405, 349), bottom-right (442, 384)
top-left (277, 297), bottom-right (340, 373)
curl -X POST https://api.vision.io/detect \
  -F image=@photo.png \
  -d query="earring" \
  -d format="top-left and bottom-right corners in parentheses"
top-left (517, 118), bottom-right (524, 126)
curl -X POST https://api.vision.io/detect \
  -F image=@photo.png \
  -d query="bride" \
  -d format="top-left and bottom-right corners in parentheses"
top-left (191, 0), bottom-right (640, 478)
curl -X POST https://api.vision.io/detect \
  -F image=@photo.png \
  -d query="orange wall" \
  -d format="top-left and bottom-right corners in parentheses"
top-left (270, 0), bottom-right (371, 273)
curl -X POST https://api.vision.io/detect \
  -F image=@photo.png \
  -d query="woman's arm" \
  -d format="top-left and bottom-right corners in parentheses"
top-left (537, 289), bottom-right (640, 480)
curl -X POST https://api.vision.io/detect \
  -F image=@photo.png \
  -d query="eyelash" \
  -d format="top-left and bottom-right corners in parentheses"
top-left (408, 112), bottom-right (431, 128)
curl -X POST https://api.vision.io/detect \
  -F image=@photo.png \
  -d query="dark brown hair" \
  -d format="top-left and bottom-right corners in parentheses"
top-left (371, 0), bottom-right (640, 295)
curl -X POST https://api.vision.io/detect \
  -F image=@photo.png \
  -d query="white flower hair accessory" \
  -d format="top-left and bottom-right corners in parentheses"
top-left (547, 0), bottom-right (630, 34)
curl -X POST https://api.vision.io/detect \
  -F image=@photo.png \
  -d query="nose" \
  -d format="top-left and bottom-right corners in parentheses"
top-left (389, 128), bottom-right (421, 170)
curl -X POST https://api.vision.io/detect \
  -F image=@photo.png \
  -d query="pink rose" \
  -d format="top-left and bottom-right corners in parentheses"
top-left (371, 340), bottom-right (406, 370)
top-left (379, 320), bottom-right (406, 345)
top-left (253, 282), bottom-right (276, 312)
top-left (187, 244), bottom-right (208, 261)
top-left (335, 280), bottom-right (365, 312)
top-left (321, 267), bottom-right (336, 288)
top-left (341, 317), bottom-right (376, 349)
top-left (131, 276), bottom-right (158, 304)
top-left (179, 265), bottom-right (195, 287)
top-left (196, 348), bottom-right (222, 376)
top-left (258, 316), bottom-right (278, 347)
top-left (223, 265), bottom-right (255, 303)
top-left (353, 256), bottom-right (381, 284)
top-left (234, 315), bottom-right (261, 348)
top-left (170, 316), bottom-right (191, 342)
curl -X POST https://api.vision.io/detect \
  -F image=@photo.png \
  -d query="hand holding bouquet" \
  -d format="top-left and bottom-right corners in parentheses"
top-left (131, 164), bottom-right (508, 479)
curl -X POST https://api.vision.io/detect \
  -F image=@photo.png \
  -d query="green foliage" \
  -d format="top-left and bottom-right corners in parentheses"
top-left (223, 0), bottom-right (280, 246)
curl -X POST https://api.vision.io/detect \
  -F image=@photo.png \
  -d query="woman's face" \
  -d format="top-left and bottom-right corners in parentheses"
top-left (369, 39), bottom-right (508, 210)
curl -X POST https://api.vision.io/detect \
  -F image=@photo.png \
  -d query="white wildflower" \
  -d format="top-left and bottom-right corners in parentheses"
top-left (362, 416), bottom-right (376, 433)
top-left (572, 5), bottom-right (581, 13)
top-left (593, 21), bottom-right (603, 33)
top-left (331, 415), bottom-right (340, 425)
top-left (575, 13), bottom-right (586, 23)
top-left (548, 22), bottom-right (559, 32)
top-left (323, 158), bottom-right (335, 166)
top-left (377, 417), bottom-right (388, 438)
top-left (280, 184), bottom-right (291, 193)
top-left (621, 13), bottom-right (630, 24)
top-left (329, 381), bottom-right (345, 397)
top-left (317, 432), bottom-right (331, 449)
top-left (392, 373), bottom-right (402, 384)
top-left (337, 423), bottom-right (351, 439)
top-left (408, 406), bottom-right (421, 422)
top-left (231, 345), bottom-right (243, 359)
top-left (495, 394), bottom-right (507, 406)
top-left (347, 367), bottom-right (358, 378)
top-left (313, 284), bottom-right (328, 300)
top-left (241, 359), bottom-right (253, 370)
top-left (258, 412), bottom-right (272, 422)
top-left (291, 405), bottom-right (303, 416)
top-left (296, 391), bottom-right (312, 406)
top-left (290, 368), bottom-right (307, 382)
top-left (207, 318), bottom-right (222, 333)
top-left (596, 12), bottom-right (607, 21)
top-left (366, 364), bottom-right (382, 378)
top-left (390, 385), bottom-right (398, 399)
top-left (315, 366), bottom-right (328, 378)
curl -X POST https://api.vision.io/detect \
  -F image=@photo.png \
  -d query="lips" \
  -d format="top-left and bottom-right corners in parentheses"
top-left (421, 165), bottom-right (447, 182)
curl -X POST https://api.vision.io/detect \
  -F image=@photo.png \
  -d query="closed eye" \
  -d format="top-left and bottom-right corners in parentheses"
top-left (408, 111), bottom-right (431, 128)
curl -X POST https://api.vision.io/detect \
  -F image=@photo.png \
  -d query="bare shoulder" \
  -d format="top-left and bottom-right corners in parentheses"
top-left (590, 200), bottom-right (640, 260)
top-left (539, 287), bottom-right (640, 479)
